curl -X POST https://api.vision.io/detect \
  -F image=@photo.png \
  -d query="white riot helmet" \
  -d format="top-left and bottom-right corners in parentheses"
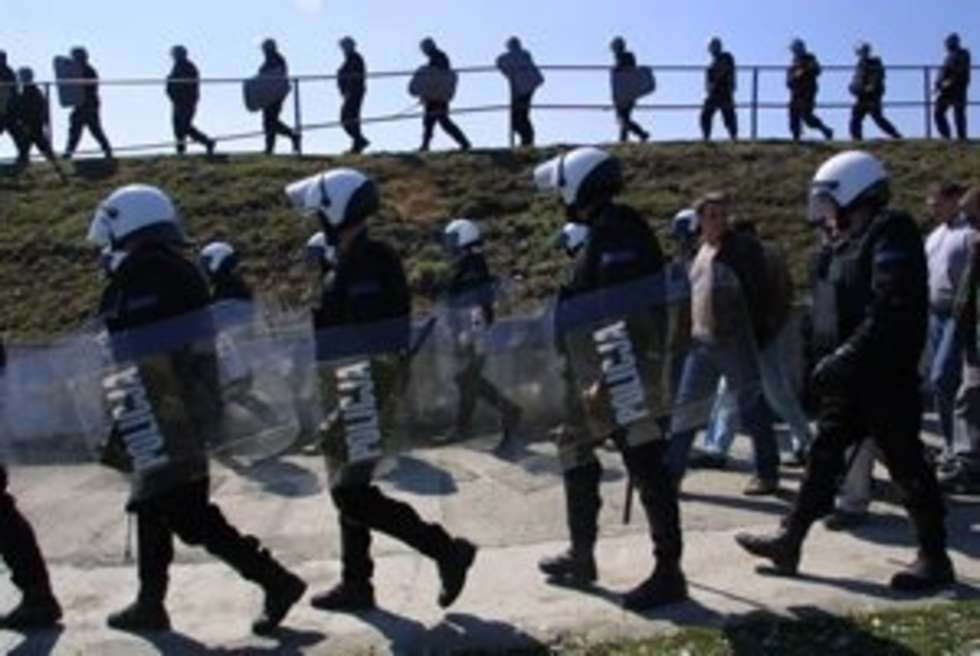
top-left (305, 231), bottom-right (336, 269)
top-left (443, 218), bottom-right (482, 254)
top-left (199, 241), bottom-right (238, 277)
top-left (285, 168), bottom-right (379, 245)
top-left (671, 208), bottom-right (700, 239)
top-left (554, 222), bottom-right (590, 257)
top-left (534, 147), bottom-right (622, 219)
top-left (808, 151), bottom-right (889, 227)
top-left (87, 184), bottom-right (188, 250)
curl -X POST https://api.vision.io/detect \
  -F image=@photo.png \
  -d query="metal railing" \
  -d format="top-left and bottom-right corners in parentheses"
top-left (1, 62), bottom-right (977, 158)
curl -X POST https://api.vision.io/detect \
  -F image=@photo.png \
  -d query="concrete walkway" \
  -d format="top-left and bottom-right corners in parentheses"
top-left (2, 435), bottom-right (978, 654)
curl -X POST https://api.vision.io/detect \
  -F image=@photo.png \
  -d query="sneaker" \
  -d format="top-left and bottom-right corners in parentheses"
top-left (107, 599), bottom-right (171, 633)
top-left (437, 538), bottom-right (477, 608)
top-left (688, 452), bottom-right (728, 470)
top-left (205, 139), bottom-right (217, 157)
top-left (0, 595), bottom-right (62, 630)
top-left (621, 567), bottom-right (688, 610)
top-left (734, 530), bottom-right (801, 576)
top-left (253, 571), bottom-right (307, 636)
top-left (538, 549), bottom-right (597, 586)
top-left (743, 476), bottom-right (780, 496)
top-left (310, 581), bottom-right (375, 612)
top-left (889, 552), bottom-right (955, 593)
top-left (352, 137), bottom-right (370, 154)
top-left (823, 510), bottom-right (869, 532)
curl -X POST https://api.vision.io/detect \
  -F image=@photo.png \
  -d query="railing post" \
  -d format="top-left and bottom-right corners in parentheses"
top-left (750, 67), bottom-right (759, 140)
top-left (923, 66), bottom-right (932, 139)
top-left (293, 77), bottom-right (303, 154)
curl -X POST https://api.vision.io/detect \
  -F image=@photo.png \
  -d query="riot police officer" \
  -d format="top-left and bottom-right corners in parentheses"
top-left (935, 33), bottom-right (971, 141)
top-left (0, 337), bottom-right (62, 629)
top-left (88, 184), bottom-right (306, 635)
top-left (787, 39), bottom-right (834, 142)
top-left (63, 46), bottom-right (113, 160)
top-left (849, 43), bottom-right (902, 141)
top-left (736, 151), bottom-right (955, 593)
top-left (701, 37), bottom-right (738, 141)
top-left (167, 45), bottom-right (215, 156)
top-left (442, 218), bottom-right (523, 454)
top-left (337, 36), bottom-right (369, 154)
top-left (610, 37), bottom-right (650, 143)
top-left (534, 147), bottom-right (687, 610)
top-left (287, 168), bottom-right (477, 612)
top-left (200, 242), bottom-right (254, 302)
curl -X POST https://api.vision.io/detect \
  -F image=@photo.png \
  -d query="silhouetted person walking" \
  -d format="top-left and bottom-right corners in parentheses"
top-left (258, 39), bottom-right (300, 155)
top-left (63, 47), bottom-right (113, 160)
top-left (849, 42), bottom-right (902, 141)
top-left (497, 36), bottom-right (542, 147)
top-left (337, 36), bottom-right (369, 154)
top-left (0, 50), bottom-right (24, 154)
top-left (787, 39), bottom-right (833, 141)
top-left (701, 37), bottom-right (738, 141)
top-left (935, 33), bottom-right (971, 141)
top-left (167, 46), bottom-right (215, 156)
top-left (13, 68), bottom-right (66, 178)
top-left (418, 38), bottom-right (470, 152)
top-left (610, 37), bottom-right (650, 143)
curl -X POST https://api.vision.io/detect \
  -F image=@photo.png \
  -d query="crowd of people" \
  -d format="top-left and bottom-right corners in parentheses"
top-left (0, 32), bottom-right (972, 169)
top-left (0, 138), bottom-right (976, 639)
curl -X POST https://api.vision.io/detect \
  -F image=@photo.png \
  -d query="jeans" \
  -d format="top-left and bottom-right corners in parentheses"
top-left (704, 324), bottom-right (812, 456)
top-left (928, 312), bottom-right (962, 451)
top-left (666, 340), bottom-right (778, 481)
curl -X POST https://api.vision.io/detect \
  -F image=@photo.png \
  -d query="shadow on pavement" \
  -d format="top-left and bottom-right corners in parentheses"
top-left (5, 625), bottom-right (63, 656)
top-left (380, 456), bottom-right (459, 496)
top-left (354, 608), bottom-right (548, 653)
top-left (113, 625), bottom-right (326, 655)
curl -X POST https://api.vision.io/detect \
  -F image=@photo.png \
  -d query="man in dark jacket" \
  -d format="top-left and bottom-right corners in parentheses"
top-left (337, 37), bottom-right (369, 154)
top-left (534, 147), bottom-right (687, 611)
top-left (935, 33), bottom-right (971, 141)
top-left (736, 151), bottom-right (954, 593)
top-left (167, 46), bottom-right (215, 156)
top-left (0, 50), bottom-right (23, 153)
top-left (0, 338), bottom-right (63, 630)
top-left (12, 67), bottom-right (66, 178)
top-left (88, 184), bottom-right (305, 635)
top-left (610, 37), bottom-right (650, 143)
top-left (419, 38), bottom-right (470, 152)
top-left (665, 192), bottom-right (780, 495)
top-left (787, 39), bottom-right (833, 141)
top-left (258, 39), bottom-right (300, 155)
top-left (63, 47), bottom-right (113, 160)
top-left (441, 218), bottom-right (522, 454)
top-left (849, 42), bottom-right (902, 141)
top-left (701, 37), bottom-right (738, 141)
top-left (289, 168), bottom-right (477, 613)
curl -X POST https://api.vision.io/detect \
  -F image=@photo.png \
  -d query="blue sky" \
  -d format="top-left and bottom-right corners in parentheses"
top-left (0, 0), bottom-right (976, 157)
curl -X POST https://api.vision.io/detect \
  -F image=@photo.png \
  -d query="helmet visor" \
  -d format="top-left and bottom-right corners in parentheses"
top-left (807, 185), bottom-right (840, 228)
top-left (86, 207), bottom-right (114, 248)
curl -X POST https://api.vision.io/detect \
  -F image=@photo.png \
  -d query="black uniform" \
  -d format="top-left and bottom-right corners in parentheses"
top-left (420, 47), bottom-right (470, 151)
top-left (315, 230), bottom-right (466, 591)
top-left (787, 52), bottom-right (833, 141)
top-left (849, 55), bottom-right (902, 140)
top-left (99, 243), bottom-right (297, 611)
top-left (935, 46), bottom-right (971, 140)
top-left (64, 60), bottom-right (113, 158)
top-left (785, 211), bottom-right (948, 557)
top-left (167, 58), bottom-right (213, 154)
top-left (260, 50), bottom-right (299, 155)
top-left (555, 204), bottom-right (683, 583)
top-left (446, 251), bottom-right (521, 437)
top-left (614, 50), bottom-right (650, 143)
top-left (211, 270), bottom-right (254, 303)
top-left (0, 343), bottom-right (60, 618)
top-left (338, 51), bottom-right (368, 152)
top-left (0, 60), bottom-right (23, 150)
top-left (12, 82), bottom-right (59, 166)
top-left (701, 51), bottom-right (738, 140)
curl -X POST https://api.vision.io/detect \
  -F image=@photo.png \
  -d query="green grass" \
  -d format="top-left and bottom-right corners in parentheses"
top-left (471, 601), bottom-right (980, 655)
top-left (2, 140), bottom-right (979, 337)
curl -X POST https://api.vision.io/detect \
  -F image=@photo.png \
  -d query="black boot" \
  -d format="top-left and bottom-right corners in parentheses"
top-left (493, 403), bottom-right (524, 457)
top-left (252, 566), bottom-right (307, 635)
top-left (889, 551), bottom-right (955, 593)
top-left (538, 548), bottom-right (597, 586)
top-left (734, 524), bottom-right (804, 576)
top-left (622, 563), bottom-right (688, 610)
top-left (311, 580), bottom-right (375, 612)
top-left (107, 597), bottom-right (171, 632)
top-left (437, 538), bottom-right (477, 608)
top-left (0, 593), bottom-right (62, 630)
